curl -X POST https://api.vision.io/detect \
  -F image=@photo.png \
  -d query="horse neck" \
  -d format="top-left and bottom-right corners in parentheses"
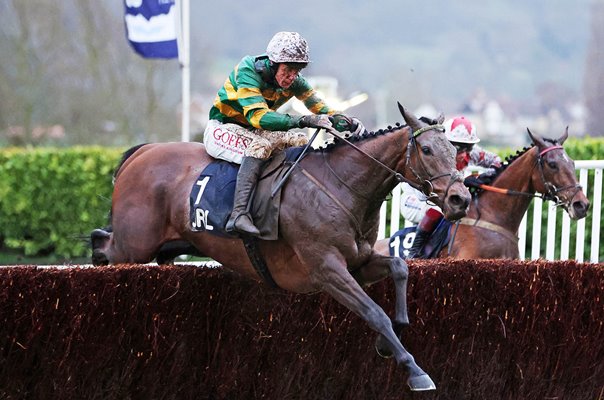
top-left (314, 128), bottom-right (409, 209)
top-left (471, 148), bottom-right (539, 232)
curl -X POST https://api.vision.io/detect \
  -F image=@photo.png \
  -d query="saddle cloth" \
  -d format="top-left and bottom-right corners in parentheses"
top-left (189, 147), bottom-right (305, 240)
top-left (388, 219), bottom-right (453, 259)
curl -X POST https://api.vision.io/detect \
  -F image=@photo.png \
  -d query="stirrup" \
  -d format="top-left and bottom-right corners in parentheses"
top-left (226, 213), bottom-right (260, 236)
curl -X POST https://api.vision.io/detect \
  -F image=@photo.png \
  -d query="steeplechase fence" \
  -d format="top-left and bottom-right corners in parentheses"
top-left (0, 260), bottom-right (602, 399)
top-left (379, 160), bottom-right (604, 263)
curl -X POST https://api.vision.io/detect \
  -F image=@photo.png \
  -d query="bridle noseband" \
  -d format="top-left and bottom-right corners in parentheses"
top-left (406, 125), bottom-right (463, 202)
top-left (473, 144), bottom-right (582, 211)
top-left (319, 124), bottom-right (461, 201)
top-left (536, 145), bottom-right (582, 208)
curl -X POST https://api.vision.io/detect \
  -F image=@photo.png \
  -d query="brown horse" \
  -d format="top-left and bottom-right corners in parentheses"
top-left (91, 104), bottom-right (471, 391)
top-left (375, 128), bottom-right (590, 259)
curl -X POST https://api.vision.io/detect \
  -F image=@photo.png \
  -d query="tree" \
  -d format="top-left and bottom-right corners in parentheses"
top-left (0, 1), bottom-right (181, 146)
top-left (584, 0), bottom-right (604, 137)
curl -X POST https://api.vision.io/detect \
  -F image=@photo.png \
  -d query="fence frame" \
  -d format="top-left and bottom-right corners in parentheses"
top-left (379, 160), bottom-right (604, 263)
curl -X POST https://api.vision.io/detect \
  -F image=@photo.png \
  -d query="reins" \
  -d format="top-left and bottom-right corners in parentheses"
top-left (294, 123), bottom-right (457, 239)
top-left (323, 124), bottom-right (461, 200)
top-left (449, 143), bottom-right (579, 254)
top-left (536, 145), bottom-right (583, 206)
top-left (471, 144), bottom-right (581, 204)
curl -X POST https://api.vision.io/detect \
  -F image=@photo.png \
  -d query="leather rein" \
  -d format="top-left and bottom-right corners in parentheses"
top-left (299, 124), bottom-right (462, 239)
top-left (323, 124), bottom-right (463, 201)
top-left (474, 145), bottom-right (582, 208)
top-left (449, 144), bottom-right (582, 251)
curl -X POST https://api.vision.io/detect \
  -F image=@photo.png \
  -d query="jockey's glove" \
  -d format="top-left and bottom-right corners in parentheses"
top-left (329, 114), bottom-right (366, 135)
top-left (298, 114), bottom-right (333, 130)
top-left (463, 174), bottom-right (483, 189)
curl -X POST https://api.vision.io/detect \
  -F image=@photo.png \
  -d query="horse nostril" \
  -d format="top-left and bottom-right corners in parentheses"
top-left (573, 201), bottom-right (590, 217)
top-left (449, 194), bottom-right (469, 210)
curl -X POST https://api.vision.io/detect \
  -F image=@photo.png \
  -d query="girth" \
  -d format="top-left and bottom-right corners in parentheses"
top-left (458, 217), bottom-right (518, 244)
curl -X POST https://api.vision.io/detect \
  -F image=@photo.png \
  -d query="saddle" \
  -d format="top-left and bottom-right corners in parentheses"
top-left (189, 147), bottom-right (305, 240)
top-left (389, 219), bottom-right (453, 259)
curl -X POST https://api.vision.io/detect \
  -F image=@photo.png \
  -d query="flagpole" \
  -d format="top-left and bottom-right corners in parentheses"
top-left (179, 0), bottom-right (191, 142)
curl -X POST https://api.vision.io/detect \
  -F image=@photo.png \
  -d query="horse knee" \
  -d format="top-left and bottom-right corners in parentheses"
top-left (390, 258), bottom-right (409, 281)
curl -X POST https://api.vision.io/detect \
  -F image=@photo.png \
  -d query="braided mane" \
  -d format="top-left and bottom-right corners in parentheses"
top-left (313, 122), bottom-right (407, 153)
top-left (475, 137), bottom-right (559, 186)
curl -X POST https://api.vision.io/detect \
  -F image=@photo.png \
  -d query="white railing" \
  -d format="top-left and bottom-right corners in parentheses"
top-left (379, 160), bottom-right (604, 263)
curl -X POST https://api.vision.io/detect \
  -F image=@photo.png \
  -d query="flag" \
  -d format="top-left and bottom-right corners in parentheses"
top-left (124, 0), bottom-right (179, 59)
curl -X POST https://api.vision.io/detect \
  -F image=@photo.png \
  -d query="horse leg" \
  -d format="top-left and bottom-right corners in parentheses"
top-left (319, 254), bottom-right (435, 391)
top-left (156, 241), bottom-right (205, 265)
top-left (351, 253), bottom-right (410, 359)
top-left (93, 203), bottom-right (168, 264)
top-left (91, 228), bottom-right (111, 266)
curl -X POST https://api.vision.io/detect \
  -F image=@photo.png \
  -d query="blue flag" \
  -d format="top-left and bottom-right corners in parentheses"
top-left (124, 0), bottom-right (179, 59)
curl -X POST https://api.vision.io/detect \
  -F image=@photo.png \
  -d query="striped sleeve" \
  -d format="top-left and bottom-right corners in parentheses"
top-left (293, 77), bottom-right (337, 115)
top-left (235, 60), bottom-right (299, 130)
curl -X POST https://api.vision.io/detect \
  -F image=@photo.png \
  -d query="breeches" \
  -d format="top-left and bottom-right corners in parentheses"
top-left (203, 120), bottom-right (308, 163)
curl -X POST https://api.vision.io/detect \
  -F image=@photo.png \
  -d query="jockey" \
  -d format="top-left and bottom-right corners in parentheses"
top-left (204, 31), bottom-right (364, 236)
top-left (400, 116), bottom-right (502, 258)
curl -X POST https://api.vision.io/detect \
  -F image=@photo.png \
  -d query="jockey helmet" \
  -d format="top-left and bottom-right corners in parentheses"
top-left (444, 116), bottom-right (480, 144)
top-left (266, 32), bottom-right (310, 64)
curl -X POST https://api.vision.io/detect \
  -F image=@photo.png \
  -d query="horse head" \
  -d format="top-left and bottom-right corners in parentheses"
top-left (398, 103), bottom-right (470, 221)
top-left (527, 127), bottom-right (589, 220)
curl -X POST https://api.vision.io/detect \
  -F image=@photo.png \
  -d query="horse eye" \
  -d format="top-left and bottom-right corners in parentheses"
top-left (421, 146), bottom-right (432, 155)
top-left (547, 161), bottom-right (558, 170)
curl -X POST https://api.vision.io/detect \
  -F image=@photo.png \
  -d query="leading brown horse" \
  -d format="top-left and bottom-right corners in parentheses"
top-left (375, 128), bottom-right (590, 259)
top-left (91, 104), bottom-right (471, 391)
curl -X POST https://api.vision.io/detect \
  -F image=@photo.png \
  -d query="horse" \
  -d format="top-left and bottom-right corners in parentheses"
top-left (374, 127), bottom-right (590, 259)
top-left (90, 104), bottom-right (472, 391)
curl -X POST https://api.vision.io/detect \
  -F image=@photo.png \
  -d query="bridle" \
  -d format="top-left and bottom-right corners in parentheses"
top-left (471, 144), bottom-right (582, 212)
top-left (535, 145), bottom-right (582, 208)
top-left (405, 125), bottom-right (464, 202)
top-left (320, 124), bottom-right (462, 202)
top-left (449, 143), bottom-right (582, 256)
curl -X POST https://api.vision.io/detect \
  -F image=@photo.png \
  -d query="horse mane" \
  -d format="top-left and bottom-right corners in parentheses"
top-left (314, 122), bottom-right (407, 152)
top-left (474, 137), bottom-right (559, 187)
top-left (113, 143), bottom-right (148, 180)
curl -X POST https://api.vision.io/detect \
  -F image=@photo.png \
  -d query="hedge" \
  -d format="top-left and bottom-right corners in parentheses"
top-left (0, 137), bottom-right (602, 259)
top-left (0, 147), bottom-right (122, 258)
top-left (0, 259), bottom-right (602, 399)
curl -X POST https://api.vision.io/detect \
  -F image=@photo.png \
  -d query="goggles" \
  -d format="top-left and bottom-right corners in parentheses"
top-left (452, 142), bottom-right (474, 153)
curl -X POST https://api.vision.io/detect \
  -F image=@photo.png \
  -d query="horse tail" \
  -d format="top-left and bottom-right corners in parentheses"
top-left (113, 143), bottom-right (148, 181)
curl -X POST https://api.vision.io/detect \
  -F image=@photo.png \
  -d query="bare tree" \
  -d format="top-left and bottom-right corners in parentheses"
top-left (584, 0), bottom-right (604, 137)
top-left (0, 1), bottom-right (181, 146)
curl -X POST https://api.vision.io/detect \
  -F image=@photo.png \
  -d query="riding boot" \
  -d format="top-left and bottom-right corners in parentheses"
top-left (225, 157), bottom-right (263, 236)
top-left (407, 208), bottom-right (443, 259)
top-left (407, 227), bottom-right (431, 259)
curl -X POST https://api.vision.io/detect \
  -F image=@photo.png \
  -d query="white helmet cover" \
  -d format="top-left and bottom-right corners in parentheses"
top-left (444, 116), bottom-right (480, 144)
top-left (266, 32), bottom-right (310, 63)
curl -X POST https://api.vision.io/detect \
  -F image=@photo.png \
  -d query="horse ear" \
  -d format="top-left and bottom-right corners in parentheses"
top-left (398, 102), bottom-right (422, 132)
top-left (527, 128), bottom-right (546, 148)
top-left (436, 112), bottom-right (445, 124)
top-left (558, 126), bottom-right (569, 144)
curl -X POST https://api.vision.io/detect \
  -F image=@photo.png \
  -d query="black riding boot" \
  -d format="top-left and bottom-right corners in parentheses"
top-left (407, 227), bottom-right (431, 259)
top-left (225, 157), bottom-right (263, 236)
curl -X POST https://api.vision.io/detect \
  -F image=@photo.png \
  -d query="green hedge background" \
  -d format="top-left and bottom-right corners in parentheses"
top-left (0, 147), bottom-right (122, 259)
top-left (0, 137), bottom-right (602, 261)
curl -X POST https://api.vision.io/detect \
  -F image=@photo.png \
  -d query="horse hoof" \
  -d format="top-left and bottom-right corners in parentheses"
top-left (407, 374), bottom-right (436, 391)
top-left (91, 228), bottom-right (111, 250)
top-left (92, 249), bottom-right (109, 266)
top-left (374, 335), bottom-right (393, 359)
